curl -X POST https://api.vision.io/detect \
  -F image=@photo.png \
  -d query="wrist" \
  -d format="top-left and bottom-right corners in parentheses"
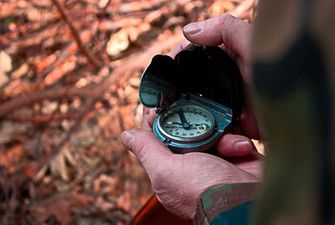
top-left (194, 182), bottom-right (258, 224)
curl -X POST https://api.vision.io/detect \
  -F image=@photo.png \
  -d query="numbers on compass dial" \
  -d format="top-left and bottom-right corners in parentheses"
top-left (158, 105), bottom-right (215, 142)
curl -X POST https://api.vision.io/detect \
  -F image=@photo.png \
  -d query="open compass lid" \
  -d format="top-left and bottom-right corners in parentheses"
top-left (139, 44), bottom-right (243, 117)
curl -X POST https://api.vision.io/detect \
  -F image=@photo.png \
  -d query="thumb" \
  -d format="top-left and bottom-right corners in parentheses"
top-left (183, 13), bottom-right (251, 61)
top-left (120, 129), bottom-right (172, 169)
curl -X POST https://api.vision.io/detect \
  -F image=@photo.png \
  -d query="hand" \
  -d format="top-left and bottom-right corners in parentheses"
top-left (120, 14), bottom-right (264, 220)
top-left (174, 13), bottom-right (260, 140)
top-left (121, 112), bottom-right (263, 219)
top-left (121, 128), bottom-right (261, 219)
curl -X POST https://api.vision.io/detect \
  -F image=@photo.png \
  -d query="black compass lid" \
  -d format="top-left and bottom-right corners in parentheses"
top-left (139, 44), bottom-right (244, 118)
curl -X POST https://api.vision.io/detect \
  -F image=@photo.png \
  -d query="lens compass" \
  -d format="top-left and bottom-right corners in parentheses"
top-left (139, 44), bottom-right (243, 153)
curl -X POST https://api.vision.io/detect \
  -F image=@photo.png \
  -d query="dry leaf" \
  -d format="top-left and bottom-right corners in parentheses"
top-left (0, 51), bottom-right (12, 74)
top-left (93, 174), bottom-right (117, 193)
top-left (106, 29), bottom-right (129, 56)
top-left (42, 101), bottom-right (59, 114)
top-left (117, 1), bottom-right (155, 13)
top-left (98, 0), bottom-right (109, 8)
top-left (12, 63), bottom-right (29, 79)
top-left (209, 0), bottom-right (235, 15)
top-left (35, 147), bottom-right (77, 182)
top-left (128, 77), bottom-right (140, 87)
top-left (34, 165), bottom-right (48, 182)
top-left (144, 9), bottom-right (164, 23)
top-left (106, 23), bottom-right (151, 57)
top-left (0, 144), bottom-right (23, 174)
top-left (44, 59), bottom-right (76, 86)
top-left (0, 51), bottom-right (12, 86)
top-left (50, 151), bottom-right (69, 181)
top-left (27, 6), bottom-right (43, 21)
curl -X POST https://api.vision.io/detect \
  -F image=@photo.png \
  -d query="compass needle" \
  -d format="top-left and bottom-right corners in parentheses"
top-left (158, 105), bottom-right (215, 144)
top-left (177, 110), bottom-right (190, 129)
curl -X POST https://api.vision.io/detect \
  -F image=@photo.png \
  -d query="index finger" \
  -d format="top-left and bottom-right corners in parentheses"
top-left (142, 107), bottom-right (156, 130)
top-left (167, 39), bottom-right (190, 58)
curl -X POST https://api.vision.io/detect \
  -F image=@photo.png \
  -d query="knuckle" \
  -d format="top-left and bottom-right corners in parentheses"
top-left (219, 13), bottom-right (234, 27)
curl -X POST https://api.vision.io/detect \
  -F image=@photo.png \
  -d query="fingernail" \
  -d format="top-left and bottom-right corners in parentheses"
top-left (233, 140), bottom-right (251, 153)
top-left (121, 130), bottom-right (135, 148)
top-left (183, 22), bottom-right (202, 35)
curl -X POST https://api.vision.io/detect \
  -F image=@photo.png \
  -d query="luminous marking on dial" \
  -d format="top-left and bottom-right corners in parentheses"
top-left (158, 105), bottom-right (215, 142)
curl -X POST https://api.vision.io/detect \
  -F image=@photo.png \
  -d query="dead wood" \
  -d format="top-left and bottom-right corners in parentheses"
top-left (6, 111), bottom-right (80, 123)
top-left (0, 85), bottom-right (96, 117)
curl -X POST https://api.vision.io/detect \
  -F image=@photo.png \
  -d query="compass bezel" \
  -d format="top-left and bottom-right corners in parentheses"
top-left (157, 105), bottom-right (215, 143)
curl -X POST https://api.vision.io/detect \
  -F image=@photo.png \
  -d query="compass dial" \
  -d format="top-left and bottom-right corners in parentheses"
top-left (157, 105), bottom-right (215, 142)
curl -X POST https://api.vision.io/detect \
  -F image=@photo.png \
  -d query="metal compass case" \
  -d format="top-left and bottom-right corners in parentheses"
top-left (139, 44), bottom-right (243, 154)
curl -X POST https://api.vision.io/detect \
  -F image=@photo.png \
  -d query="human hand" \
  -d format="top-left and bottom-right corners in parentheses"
top-left (121, 14), bottom-right (264, 220)
top-left (174, 14), bottom-right (259, 140)
top-left (121, 128), bottom-right (261, 219)
top-left (121, 114), bottom-right (262, 219)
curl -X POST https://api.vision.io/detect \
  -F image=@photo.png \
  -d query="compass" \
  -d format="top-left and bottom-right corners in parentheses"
top-left (139, 44), bottom-right (243, 153)
top-left (157, 105), bottom-right (215, 142)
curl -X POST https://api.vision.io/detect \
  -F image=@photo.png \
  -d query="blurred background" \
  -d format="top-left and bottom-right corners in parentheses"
top-left (0, 0), bottom-right (257, 224)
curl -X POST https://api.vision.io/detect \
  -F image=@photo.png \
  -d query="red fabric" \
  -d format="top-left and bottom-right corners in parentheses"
top-left (133, 195), bottom-right (193, 225)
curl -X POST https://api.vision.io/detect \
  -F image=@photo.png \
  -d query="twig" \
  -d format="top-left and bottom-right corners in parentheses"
top-left (0, 85), bottom-right (98, 117)
top-left (50, 0), bottom-right (102, 69)
top-left (6, 111), bottom-right (81, 123)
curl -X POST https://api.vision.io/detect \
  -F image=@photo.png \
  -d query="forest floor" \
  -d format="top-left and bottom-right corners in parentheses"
top-left (0, 0), bottom-right (257, 224)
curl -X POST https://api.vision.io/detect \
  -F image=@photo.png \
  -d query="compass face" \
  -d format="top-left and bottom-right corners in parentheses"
top-left (157, 105), bottom-right (215, 142)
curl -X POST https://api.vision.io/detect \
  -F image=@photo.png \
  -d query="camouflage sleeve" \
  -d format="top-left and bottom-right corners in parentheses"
top-left (250, 0), bottom-right (335, 224)
top-left (195, 0), bottom-right (335, 224)
top-left (194, 182), bottom-right (258, 225)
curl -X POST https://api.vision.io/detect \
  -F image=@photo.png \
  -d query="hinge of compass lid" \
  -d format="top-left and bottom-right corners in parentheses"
top-left (155, 91), bottom-right (169, 114)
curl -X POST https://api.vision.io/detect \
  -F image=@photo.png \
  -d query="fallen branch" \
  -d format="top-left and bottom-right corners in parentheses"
top-left (5, 101), bottom-right (136, 123)
top-left (6, 111), bottom-right (80, 123)
top-left (0, 84), bottom-right (98, 117)
top-left (51, 0), bottom-right (102, 69)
